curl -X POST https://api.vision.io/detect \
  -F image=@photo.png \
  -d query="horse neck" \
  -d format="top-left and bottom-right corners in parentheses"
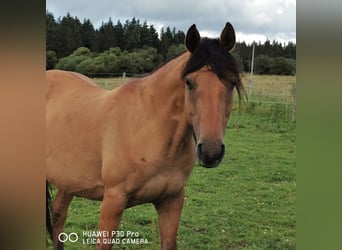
top-left (141, 52), bottom-right (190, 113)
top-left (140, 52), bottom-right (193, 149)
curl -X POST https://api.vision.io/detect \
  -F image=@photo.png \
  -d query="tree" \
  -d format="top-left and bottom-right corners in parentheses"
top-left (46, 11), bottom-right (58, 52)
top-left (114, 20), bottom-right (125, 50)
top-left (46, 50), bottom-right (58, 70)
top-left (160, 27), bottom-right (173, 59)
top-left (148, 25), bottom-right (160, 50)
top-left (167, 44), bottom-right (186, 60)
top-left (135, 46), bottom-right (162, 72)
top-left (254, 55), bottom-right (272, 75)
top-left (270, 57), bottom-right (295, 75)
top-left (72, 47), bottom-right (92, 56)
top-left (59, 13), bottom-right (83, 57)
top-left (124, 18), bottom-right (142, 51)
top-left (55, 47), bottom-right (94, 72)
top-left (97, 18), bottom-right (116, 52)
top-left (80, 19), bottom-right (96, 51)
top-left (95, 47), bottom-right (121, 73)
top-left (174, 30), bottom-right (185, 44)
top-left (284, 41), bottom-right (296, 59)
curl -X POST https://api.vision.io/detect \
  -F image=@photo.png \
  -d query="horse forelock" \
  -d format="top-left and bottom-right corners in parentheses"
top-left (182, 38), bottom-right (245, 100)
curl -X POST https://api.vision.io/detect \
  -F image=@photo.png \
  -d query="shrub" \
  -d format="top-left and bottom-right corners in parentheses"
top-left (254, 55), bottom-right (272, 75)
top-left (270, 57), bottom-right (295, 75)
top-left (46, 50), bottom-right (58, 70)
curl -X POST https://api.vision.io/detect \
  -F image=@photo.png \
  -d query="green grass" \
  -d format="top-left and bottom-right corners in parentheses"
top-left (48, 75), bottom-right (296, 249)
top-left (93, 77), bottom-right (126, 90)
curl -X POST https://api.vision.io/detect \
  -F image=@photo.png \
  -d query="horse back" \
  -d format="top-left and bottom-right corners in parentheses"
top-left (46, 70), bottom-right (99, 98)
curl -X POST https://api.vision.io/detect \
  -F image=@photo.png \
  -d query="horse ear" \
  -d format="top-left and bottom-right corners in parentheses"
top-left (185, 24), bottom-right (201, 53)
top-left (220, 22), bottom-right (236, 52)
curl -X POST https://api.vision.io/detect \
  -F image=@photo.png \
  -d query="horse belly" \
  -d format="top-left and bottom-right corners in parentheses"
top-left (47, 151), bottom-right (104, 197)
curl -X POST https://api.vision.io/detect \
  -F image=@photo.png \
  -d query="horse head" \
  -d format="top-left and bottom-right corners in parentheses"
top-left (183, 22), bottom-right (244, 168)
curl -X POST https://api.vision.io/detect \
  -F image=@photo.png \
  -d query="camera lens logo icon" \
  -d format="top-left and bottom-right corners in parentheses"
top-left (58, 232), bottom-right (79, 243)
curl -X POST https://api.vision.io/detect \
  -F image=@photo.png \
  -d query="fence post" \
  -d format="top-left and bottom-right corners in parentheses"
top-left (248, 79), bottom-right (253, 96)
top-left (291, 84), bottom-right (296, 122)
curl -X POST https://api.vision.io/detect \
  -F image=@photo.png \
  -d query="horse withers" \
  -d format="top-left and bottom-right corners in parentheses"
top-left (46, 22), bottom-right (244, 250)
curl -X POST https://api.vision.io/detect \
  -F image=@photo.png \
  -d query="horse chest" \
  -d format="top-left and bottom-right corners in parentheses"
top-left (126, 159), bottom-right (194, 207)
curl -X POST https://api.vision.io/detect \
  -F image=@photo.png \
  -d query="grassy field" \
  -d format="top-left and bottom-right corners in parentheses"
top-left (48, 75), bottom-right (296, 249)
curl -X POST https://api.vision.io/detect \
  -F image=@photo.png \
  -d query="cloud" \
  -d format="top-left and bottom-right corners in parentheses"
top-left (46, 0), bottom-right (296, 43)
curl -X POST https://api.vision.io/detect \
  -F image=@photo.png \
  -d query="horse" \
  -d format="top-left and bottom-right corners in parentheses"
top-left (46, 22), bottom-right (244, 250)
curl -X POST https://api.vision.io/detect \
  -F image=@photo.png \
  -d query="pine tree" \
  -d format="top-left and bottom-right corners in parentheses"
top-left (62, 13), bottom-right (82, 56)
top-left (114, 20), bottom-right (125, 50)
top-left (46, 11), bottom-right (58, 52)
top-left (80, 19), bottom-right (96, 51)
top-left (160, 27), bottom-right (173, 59)
top-left (124, 18), bottom-right (142, 51)
top-left (97, 18), bottom-right (116, 52)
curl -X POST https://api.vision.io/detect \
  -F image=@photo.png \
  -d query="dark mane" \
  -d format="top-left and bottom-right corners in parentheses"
top-left (182, 38), bottom-right (245, 100)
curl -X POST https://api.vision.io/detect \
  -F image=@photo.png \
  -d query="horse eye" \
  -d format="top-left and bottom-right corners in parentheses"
top-left (185, 78), bottom-right (194, 90)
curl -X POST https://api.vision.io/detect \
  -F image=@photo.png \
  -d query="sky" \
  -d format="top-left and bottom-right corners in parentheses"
top-left (46, 0), bottom-right (296, 44)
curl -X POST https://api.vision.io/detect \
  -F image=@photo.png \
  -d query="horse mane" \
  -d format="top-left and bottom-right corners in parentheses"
top-left (182, 38), bottom-right (246, 101)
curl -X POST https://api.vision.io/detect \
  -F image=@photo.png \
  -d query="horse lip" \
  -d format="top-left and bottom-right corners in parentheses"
top-left (199, 159), bottom-right (220, 168)
top-left (197, 143), bottom-right (225, 168)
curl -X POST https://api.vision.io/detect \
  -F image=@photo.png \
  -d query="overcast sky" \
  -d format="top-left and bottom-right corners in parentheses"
top-left (46, 0), bottom-right (296, 44)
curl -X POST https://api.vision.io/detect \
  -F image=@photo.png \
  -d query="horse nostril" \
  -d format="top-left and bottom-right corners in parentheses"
top-left (197, 143), bottom-right (203, 154)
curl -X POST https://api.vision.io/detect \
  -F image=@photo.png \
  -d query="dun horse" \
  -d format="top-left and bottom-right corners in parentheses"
top-left (46, 22), bottom-right (244, 250)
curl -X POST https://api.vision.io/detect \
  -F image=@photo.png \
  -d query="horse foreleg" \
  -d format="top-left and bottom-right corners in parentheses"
top-left (95, 188), bottom-right (126, 250)
top-left (154, 189), bottom-right (185, 250)
top-left (52, 191), bottom-right (73, 250)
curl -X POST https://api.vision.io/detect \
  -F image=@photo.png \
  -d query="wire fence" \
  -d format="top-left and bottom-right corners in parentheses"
top-left (246, 84), bottom-right (296, 122)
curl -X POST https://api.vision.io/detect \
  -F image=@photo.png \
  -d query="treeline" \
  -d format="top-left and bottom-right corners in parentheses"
top-left (46, 11), bottom-right (296, 75)
top-left (234, 41), bottom-right (296, 75)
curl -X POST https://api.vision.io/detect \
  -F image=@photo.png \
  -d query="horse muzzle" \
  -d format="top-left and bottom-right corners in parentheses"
top-left (196, 141), bottom-right (225, 168)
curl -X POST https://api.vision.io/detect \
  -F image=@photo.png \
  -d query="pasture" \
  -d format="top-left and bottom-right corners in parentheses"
top-left (47, 75), bottom-right (296, 249)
